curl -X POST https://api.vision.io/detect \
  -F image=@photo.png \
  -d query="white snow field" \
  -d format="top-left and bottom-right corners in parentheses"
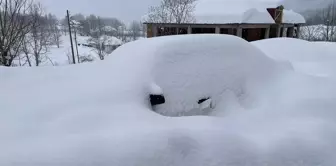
top-left (252, 38), bottom-right (336, 77)
top-left (1, 35), bottom-right (336, 166)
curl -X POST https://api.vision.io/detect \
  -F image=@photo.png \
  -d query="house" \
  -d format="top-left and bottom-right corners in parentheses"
top-left (143, 5), bottom-right (306, 41)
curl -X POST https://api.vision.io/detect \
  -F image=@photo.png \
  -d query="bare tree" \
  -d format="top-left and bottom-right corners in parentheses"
top-left (87, 14), bottom-right (99, 34)
top-left (90, 35), bottom-right (108, 60)
top-left (22, 36), bottom-right (32, 66)
top-left (300, 25), bottom-right (323, 41)
top-left (116, 25), bottom-right (128, 42)
top-left (0, 0), bottom-right (39, 66)
top-left (47, 14), bottom-right (62, 48)
top-left (78, 19), bottom-right (90, 36)
top-left (129, 21), bottom-right (141, 40)
top-left (101, 17), bottom-right (124, 31)
top-left (89, 17), bottom-right (108, 60)
top-left (71, 13), bottom-right (85, 21)
top-left (60, 17), bottom-right (68, 35)
top-left (146, 0), bottom-right (197, 23)
top-left (24, 4), bottom-right (50, 66)
top-left (320, 1), bottom-right (336, 41)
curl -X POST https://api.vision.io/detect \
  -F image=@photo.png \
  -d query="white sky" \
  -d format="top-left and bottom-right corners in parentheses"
top-left (37, 0), bottom-right (326, 22)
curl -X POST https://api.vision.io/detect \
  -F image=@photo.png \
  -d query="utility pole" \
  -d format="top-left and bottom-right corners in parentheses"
top-left (73, 27), bottom-right (80, 63)
top-left (67, 10), bottom-right (76, 64)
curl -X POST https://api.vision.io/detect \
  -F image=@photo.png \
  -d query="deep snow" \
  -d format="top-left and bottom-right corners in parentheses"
top-left (1, 35), bottom-right (336, 166)
top-left (122, 34), bottom-right (284, 116)
top-left (252, 38), bottom-right (336, 77)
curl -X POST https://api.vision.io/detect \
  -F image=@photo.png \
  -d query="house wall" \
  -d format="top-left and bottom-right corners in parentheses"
top-left (243, 28), bottom-right (263, 41)
top-left (145, 23), bottom-right (298, 41)
top-left (147, 24), bottom-right (153, 38)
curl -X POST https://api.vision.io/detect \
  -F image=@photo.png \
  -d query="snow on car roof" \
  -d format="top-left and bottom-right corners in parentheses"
top-left (133, 34), bottom-right (282, 116)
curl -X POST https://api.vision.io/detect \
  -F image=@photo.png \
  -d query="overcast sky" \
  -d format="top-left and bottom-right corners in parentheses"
top-left (38, 0), bottom-right (328, 22)
top-left (38, 0), bottom-right (160, 22)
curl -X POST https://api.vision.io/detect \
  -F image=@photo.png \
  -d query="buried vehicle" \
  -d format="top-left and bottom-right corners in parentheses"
top-left (112, 34), bottom-right (284, 117)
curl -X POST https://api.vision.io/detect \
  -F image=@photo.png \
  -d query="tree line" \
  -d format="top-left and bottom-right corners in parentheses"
top-left (0, 0), bottom-right (58, 66)
top-left (59, 13), bottom-right (144, 41)
top-left (301, 1), bottom-right (336, 41)
top-left (0, 0), bottom-right (146, 67)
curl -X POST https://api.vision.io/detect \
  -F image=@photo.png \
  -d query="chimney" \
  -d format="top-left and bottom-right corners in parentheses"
top-left (267, 5), bottom-right (284, 24)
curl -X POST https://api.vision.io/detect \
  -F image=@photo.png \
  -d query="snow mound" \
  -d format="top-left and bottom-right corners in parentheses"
top-left (252, 38), bottom-right (336, 77)
top-left (2, 35), bottom-right (336, 165)
top-left (119, 34), bottom-right (281, 116)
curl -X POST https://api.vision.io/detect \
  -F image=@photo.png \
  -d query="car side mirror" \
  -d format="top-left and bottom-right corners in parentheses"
top-left (198, 97), bottom-right (214, 110)
top-left (150, 94), bottom-right (165, 106)
top-left (198, 97), bottom-right (210, 104)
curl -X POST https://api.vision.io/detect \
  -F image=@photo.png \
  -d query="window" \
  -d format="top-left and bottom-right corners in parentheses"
top-left (220, 28), bottom-right (229, 34)
top-left (157, 27), bottom-right (177, 36)
top-left (178, 27), bottom-right (188, 35)
top-left (192, 28), bottom-right (215, 34)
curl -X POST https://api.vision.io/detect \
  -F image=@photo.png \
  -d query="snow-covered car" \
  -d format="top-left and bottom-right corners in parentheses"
top-left (113, 34), bottom-right (283, 117)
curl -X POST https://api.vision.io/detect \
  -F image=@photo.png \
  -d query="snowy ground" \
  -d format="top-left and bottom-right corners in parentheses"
top-left (13, 35), bottom-right (123, 66)
top-left (252, 37), bottom-right (336, 77)
top-left (1, 35), bottom-right (336, 166)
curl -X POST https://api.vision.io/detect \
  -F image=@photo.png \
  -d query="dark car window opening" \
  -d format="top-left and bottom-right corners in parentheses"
top-left (150, 94), bottom-right (166, 106)
top-left (198, 97), bottom-right (210, 104)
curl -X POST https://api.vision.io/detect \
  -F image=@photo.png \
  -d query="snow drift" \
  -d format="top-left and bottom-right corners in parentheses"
top-left (1, 35), bottom-right (336, 166)
top-left (252, 38), bottom-right (336, 77)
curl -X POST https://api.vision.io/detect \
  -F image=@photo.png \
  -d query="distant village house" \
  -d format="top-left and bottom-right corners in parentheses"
top-left (144, 6), bottom-right (306, 42)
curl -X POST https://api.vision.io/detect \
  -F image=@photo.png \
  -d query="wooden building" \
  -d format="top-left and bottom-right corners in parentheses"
top-left (144, 6), bottom-right (305, 41)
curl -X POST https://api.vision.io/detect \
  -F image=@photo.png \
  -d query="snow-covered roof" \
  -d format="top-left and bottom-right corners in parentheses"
top-left (282, 10), bottom-right (306, 24)
top-left (104, 35), bottom-right (123, 45)
top-left (194, 0), bottom-right (305, 24)
top-left (193, 0), bottom-right (273, 24)
top-left (195, 8), bottom-right (275, 24)
top-left (87, 35), bottom-right (123, 46)
top-left (103, 26), bottom-right (117, 32)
